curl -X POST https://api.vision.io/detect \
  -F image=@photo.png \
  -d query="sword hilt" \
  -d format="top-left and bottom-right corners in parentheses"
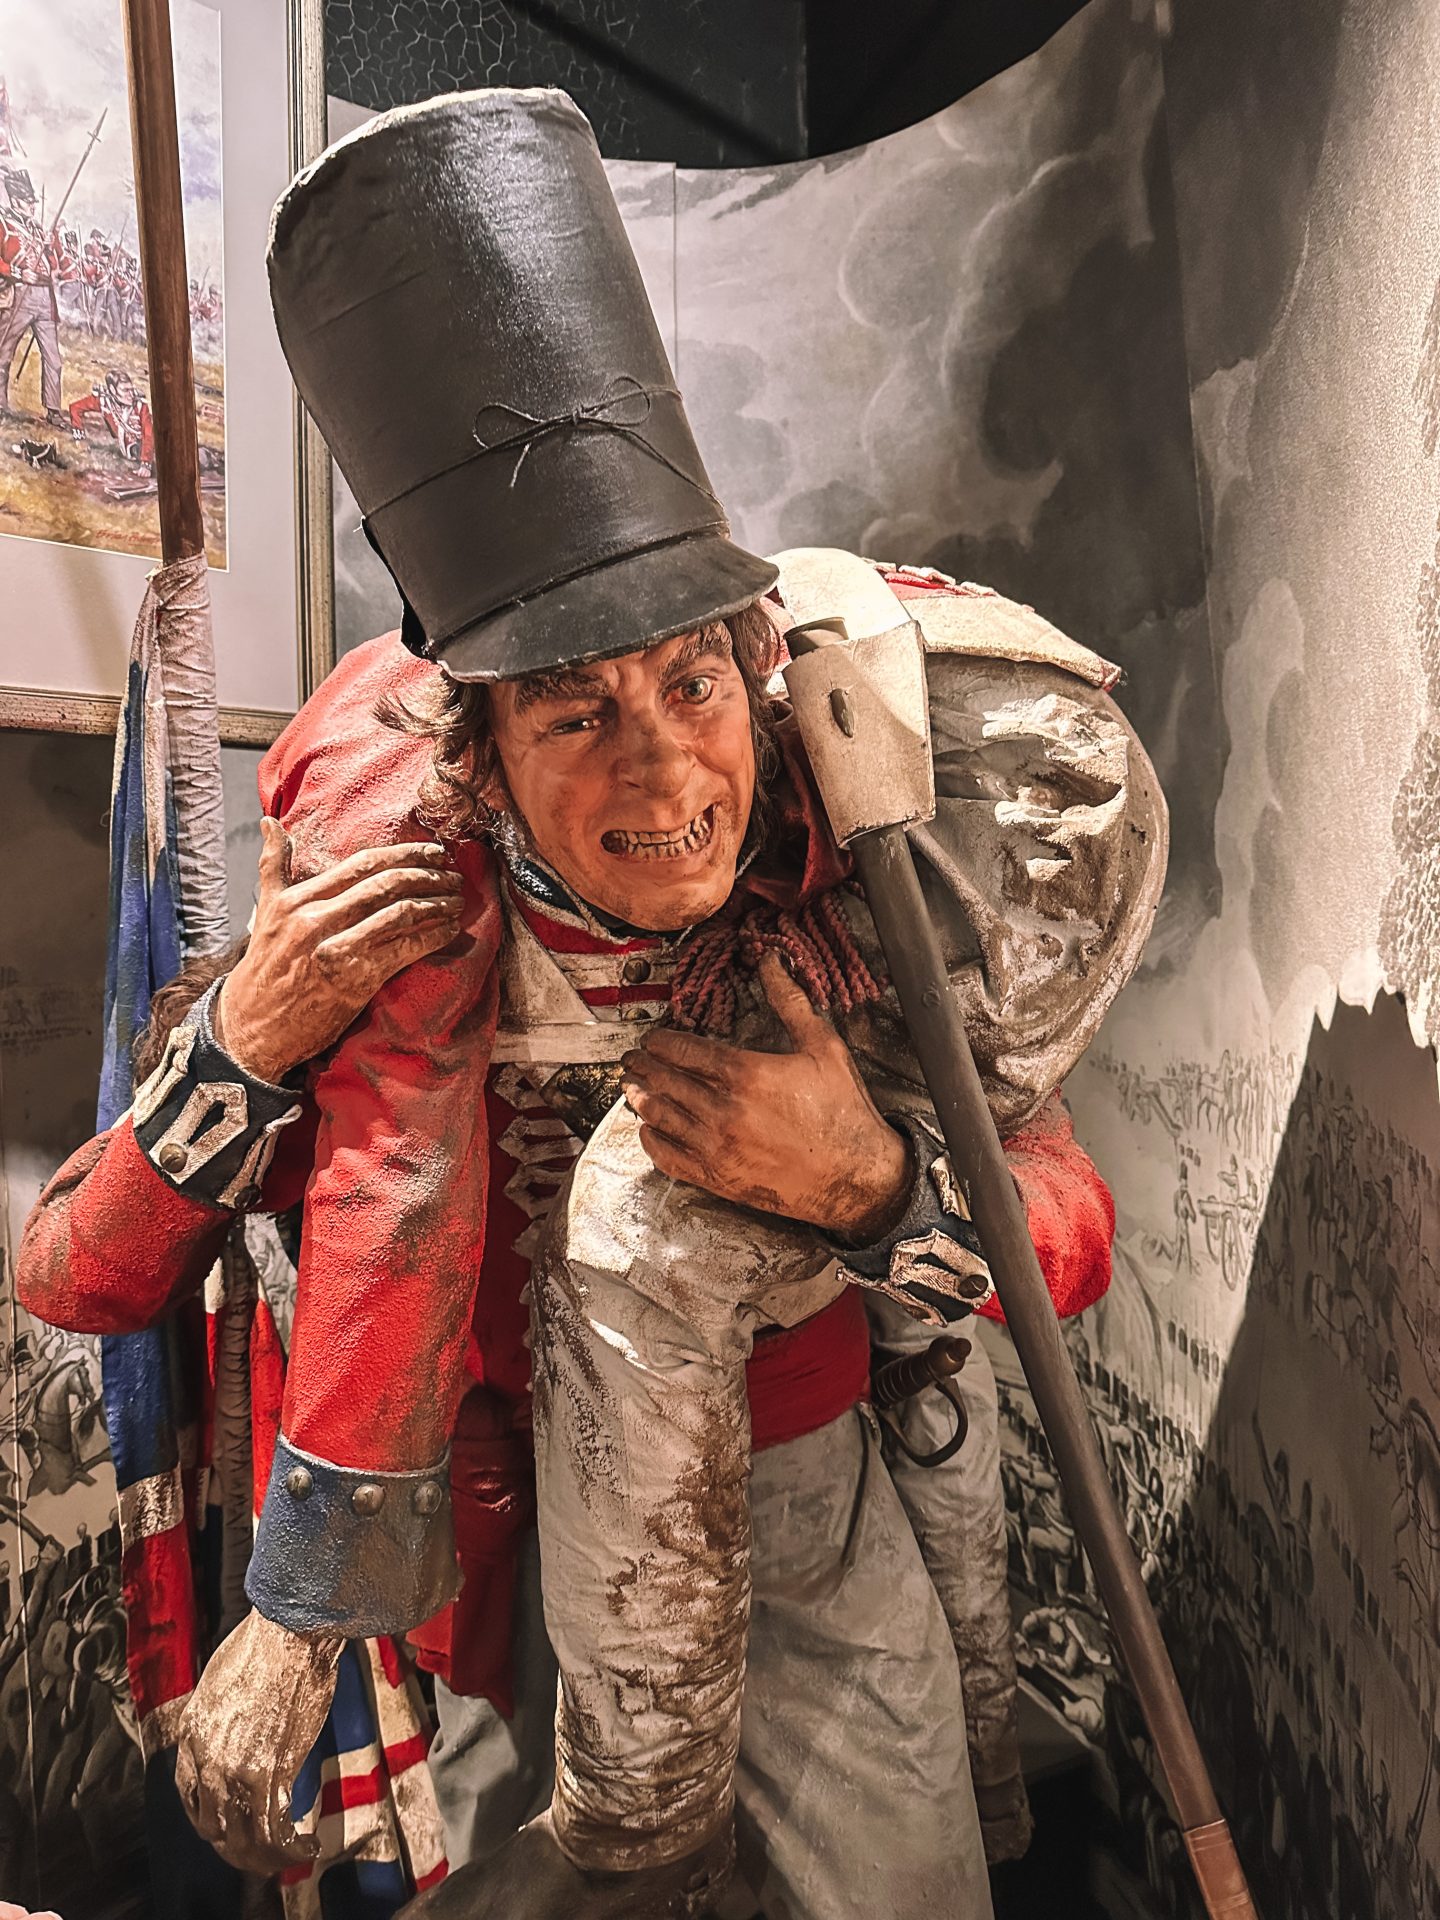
top-left (872, 1334), bottom-right (971, 1409)
top-left (872, 1335), bottom-right (971, 1469)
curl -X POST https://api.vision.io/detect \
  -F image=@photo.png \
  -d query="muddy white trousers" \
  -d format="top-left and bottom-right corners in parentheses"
top-left (433, 1408), bottom-right (992, 1918)
top-left (528, 1095), bottom-right (993, 1911)
top-left (866, 1301), bottom-right (1031, 1862)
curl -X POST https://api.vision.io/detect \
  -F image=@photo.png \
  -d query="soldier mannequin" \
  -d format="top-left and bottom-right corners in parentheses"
top-left (20, 90), bottom-right (1160, 1919)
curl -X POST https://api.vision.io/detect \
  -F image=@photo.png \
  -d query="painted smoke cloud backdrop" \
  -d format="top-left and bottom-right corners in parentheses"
top-left (323, 5), bottom-right (1440, 1904)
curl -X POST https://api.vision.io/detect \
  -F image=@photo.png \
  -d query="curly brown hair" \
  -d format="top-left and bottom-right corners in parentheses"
top-left (132, 939), bottom-right (249, 1083)
top-left (376, 600), bottom-right (783, 846)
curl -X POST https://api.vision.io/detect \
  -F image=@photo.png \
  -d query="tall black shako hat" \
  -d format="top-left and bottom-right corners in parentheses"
top-left (268, 89), bottom-right (775, 681)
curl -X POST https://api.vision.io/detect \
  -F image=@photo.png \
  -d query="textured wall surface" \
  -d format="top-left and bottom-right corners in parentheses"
top-left (324, 0), bottom-right (806, 165)
top-left (1042, 0), bottom-right (1440, 1911)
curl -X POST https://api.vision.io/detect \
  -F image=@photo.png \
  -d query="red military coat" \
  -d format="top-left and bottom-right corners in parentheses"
top-left (19, 629), bottom-right (1114, 1666)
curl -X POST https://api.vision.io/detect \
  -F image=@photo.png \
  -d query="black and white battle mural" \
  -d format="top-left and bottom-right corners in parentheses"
top-left (989, 0), bottom-right (1440, 1914)
top-left (0, 730), bottom-right (145, 1911)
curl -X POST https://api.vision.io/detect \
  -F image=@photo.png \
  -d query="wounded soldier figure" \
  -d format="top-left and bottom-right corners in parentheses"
top-left (17, 89), bottom-right (1165, 1920)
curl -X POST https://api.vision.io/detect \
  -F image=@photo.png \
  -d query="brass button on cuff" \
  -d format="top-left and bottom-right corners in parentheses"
top-left (251, 1436), bottom-right (459, 1635)
top-left (621, 955), bottom-right (652, 984)
top-left (157, 1142), bottom-right (189, 1176)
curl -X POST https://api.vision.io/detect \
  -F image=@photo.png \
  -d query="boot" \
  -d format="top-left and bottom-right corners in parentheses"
top-left (402, 1809), bottom-right (734, 1919)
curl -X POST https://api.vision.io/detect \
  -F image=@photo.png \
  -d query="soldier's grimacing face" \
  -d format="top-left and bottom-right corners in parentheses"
top-left (487, 626), bottom-right (757, 929)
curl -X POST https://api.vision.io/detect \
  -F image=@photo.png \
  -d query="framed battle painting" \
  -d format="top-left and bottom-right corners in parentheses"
top-left (0, 0), bottom-right (328, 745)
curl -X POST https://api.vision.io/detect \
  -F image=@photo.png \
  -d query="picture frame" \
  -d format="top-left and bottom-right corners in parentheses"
top-left (0, 0), bottom-right (332, 746)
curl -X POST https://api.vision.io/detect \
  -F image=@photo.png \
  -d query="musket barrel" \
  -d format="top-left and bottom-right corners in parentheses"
top-left (847, 822), bottom-right (1258, 1919)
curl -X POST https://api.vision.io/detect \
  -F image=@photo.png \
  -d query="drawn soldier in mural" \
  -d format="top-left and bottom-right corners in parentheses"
top-left (1004, 1443), bottom-right (1083, 1602)
top-left (1173, 1157), bottom-right (1196, 1271)
top-left (1387, 1397), bottom-right (1440, 1657)
top-left (1197, 1153), bottom-right (1260, 1293)
top-left (14, 1348), bottom-right (103, 1500)
top-left (1252, 1410), bottom-right (1315, 1603)
top-left (1016, 1603), bottom-right (1108, 1737)
top-left (0, 167), bottom-right (77, 421)
top-left (0, 1522), bottom-right (141, 1899)
top-left (1396, 1267), bottom-right (1440, 1402)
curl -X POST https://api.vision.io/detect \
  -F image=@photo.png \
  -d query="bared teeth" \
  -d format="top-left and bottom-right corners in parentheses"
top-left (603, 808), bottom-right (714, 858)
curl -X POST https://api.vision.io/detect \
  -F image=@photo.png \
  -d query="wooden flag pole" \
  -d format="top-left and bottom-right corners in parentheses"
top-left (117, 0), bottom-right (230, 964)
top-left (121, 0), bottom-right (206, 564)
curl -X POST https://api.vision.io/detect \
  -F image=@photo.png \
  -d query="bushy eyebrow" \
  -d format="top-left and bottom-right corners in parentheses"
top-left (662, 626), bottom-right (733, 680)
top-left (513, 665), bottom-right (609, 715)
top-left (512, 626), bottom-right (733, 715)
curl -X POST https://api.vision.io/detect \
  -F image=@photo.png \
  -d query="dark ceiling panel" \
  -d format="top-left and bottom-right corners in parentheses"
top-left (325, 0), bottom-right (808, 166)
top-left (804, 0), bottom-right (1091, 155)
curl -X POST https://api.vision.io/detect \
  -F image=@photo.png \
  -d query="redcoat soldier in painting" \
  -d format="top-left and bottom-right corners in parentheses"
top-left (0, 166), bottom-right (77, 420)
top-left (19, 90), bottom-right (1165, 1920)
top-left (108, 244), bottom-right (141, 343)
top-left (69, 369), bottom-right (155, 468)
top-left (80, 229), bottom-right (112, 332)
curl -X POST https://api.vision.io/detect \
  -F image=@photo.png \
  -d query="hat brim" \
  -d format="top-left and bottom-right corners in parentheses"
top-left (432, 531), bottom-right (779, 683)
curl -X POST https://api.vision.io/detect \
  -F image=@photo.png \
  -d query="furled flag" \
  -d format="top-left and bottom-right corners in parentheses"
top-left (97, 555), bottom-right (445, 1915)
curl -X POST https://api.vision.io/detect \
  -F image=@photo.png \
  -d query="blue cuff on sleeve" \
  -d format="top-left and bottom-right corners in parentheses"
top-left (245, 1433), bottom-right (460, 1637)
top-left (130, 980), bottom-right (302, 1208)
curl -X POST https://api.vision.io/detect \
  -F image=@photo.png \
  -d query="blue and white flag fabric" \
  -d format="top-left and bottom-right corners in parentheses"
top-left (96, 556), bottom-right (445, 1915)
